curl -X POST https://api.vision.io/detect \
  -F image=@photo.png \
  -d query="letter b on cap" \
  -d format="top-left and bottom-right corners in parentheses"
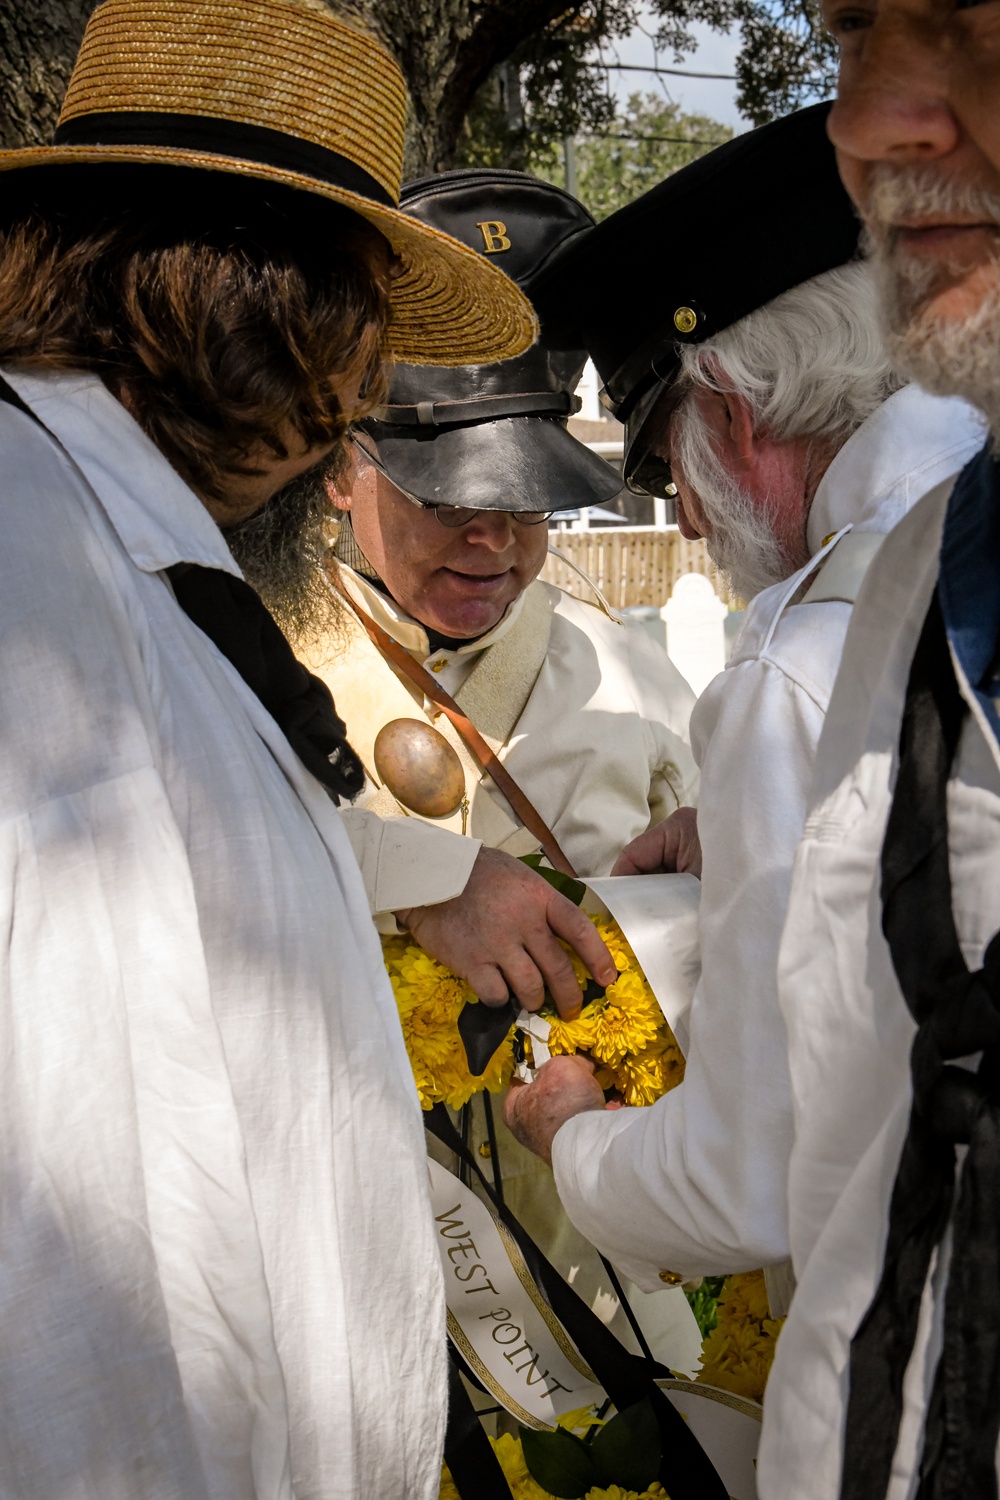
top-left (477, 221), bottom-right (511, 254)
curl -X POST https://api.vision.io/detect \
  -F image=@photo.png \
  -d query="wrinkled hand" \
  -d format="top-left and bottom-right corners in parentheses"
top-left (611, 805), bottom-right (702, 878)
top-left (396, 846), bottom-right (616, 1018)
top-left (504, 1055), bottom-right (607, 1166)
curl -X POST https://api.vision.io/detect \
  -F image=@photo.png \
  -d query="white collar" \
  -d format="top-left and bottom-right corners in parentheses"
top-left (805, 384), bottom-right (987, 555)
top-left (3, 367), bottom-right (242, 578)
top-left (336, 563), bottom-right (526, 661)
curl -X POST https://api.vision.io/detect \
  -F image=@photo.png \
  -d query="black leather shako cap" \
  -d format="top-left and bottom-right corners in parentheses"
top-left (528, 102), bottom-right (862, 490)
top-left (359, 168), bottom-right (624, 513)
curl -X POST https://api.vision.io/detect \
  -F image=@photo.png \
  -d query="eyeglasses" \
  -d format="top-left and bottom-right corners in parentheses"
top-left (351, 432), bottom-right (553, 527)
top-left (419, 502), bottom-right (553, 528)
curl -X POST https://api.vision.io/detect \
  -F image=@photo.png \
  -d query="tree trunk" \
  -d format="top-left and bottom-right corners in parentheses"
top-left (341, 0), bottom-right (580, 177)
top-left (0, 0), bottom-right (92, 149)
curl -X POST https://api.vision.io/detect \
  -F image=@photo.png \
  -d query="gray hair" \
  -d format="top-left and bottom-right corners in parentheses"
top-left (675, 260), bottom-right (904, 445)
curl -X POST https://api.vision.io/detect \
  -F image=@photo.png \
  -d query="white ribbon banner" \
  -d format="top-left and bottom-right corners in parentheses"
top-left (428, 1161), bottom-right (762, 1495)
top-left (428, 1157), bottom-right (604, 1428)
top-left (660, 1379), bottom-right (762, 1500)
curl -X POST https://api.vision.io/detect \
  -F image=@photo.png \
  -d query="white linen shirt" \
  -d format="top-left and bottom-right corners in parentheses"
top-left (757, 467), bottom-right (1000, 1498)
top-left (550, 385), bottom-right (984, 1288)
top-left (0, 368), bottom-right (463, 1500)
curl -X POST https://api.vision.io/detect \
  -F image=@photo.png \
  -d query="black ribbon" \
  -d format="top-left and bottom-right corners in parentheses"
top-left (166, 563), bottom-right (365, 803)
top-left (444, 1352), bottom-right (515, 1499)
top-left (371, 392), bottom-right (578, 428)
top-left (457, 998), bottom-right (518, 1076)
top-left (841, 591), bottom-right (1000, 1500)
top-left (53, 110), bottom-right (396, 209)
top-left (427, 1104), bottom-right (728, 1500)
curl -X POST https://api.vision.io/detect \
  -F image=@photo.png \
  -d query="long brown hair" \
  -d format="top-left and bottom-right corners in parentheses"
top-left (0, 164), bottom-right (392, 502)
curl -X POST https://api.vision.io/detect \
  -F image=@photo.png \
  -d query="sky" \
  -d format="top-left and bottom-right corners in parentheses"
top-left (596, 12), bottom-right (750, 134)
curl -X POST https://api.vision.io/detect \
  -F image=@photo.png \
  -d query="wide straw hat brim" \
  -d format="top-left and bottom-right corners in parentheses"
top-left (0, 143), bottom-right (538, 366)
top-left (0, 0), bottom-right (538, 366)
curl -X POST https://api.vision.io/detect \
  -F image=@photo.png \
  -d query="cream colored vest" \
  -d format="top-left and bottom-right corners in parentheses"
top-left (311, 579), bottom-right (557, 857)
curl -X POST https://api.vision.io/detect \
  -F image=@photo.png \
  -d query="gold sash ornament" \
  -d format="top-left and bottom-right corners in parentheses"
top-left (327, 569), bottom-right (576, 875)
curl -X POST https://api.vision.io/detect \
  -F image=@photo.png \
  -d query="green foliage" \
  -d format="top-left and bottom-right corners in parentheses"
top-left (731, 0), bottom-right (838, 124)
top-left (590, 1398), bottom-right (661, 1489)
top-left (519, 854), bottom-right (587, 908)
top-left (460, 89), bottom-right (731, 220)
top-left (452, 0), bottom-right (836, 179)
top-left (577, 92), bottom-right (732, 219)
top-left (685, 1274), bottom-right (728, 1339)
top-left (519, 1424), bottom-right (599, 1498)
top-left (519, 1400), bottom-right (662, 1498)
top-left (455, 2), bottom-right (638, 174)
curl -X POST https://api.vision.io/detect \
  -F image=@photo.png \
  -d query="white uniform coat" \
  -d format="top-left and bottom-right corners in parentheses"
top-left (0, 369), bottom-right (475, 1500)
top-left (316, 566), bottom-right (699, 877)
top-left (758, 466), bottom-right (1000, 1497)
top-left (551, 386), bottom-right (985, 1289)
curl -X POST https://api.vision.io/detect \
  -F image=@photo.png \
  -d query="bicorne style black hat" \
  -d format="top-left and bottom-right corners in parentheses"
top-left (529, 102), bottom-right (862, 495)
top-left (358, 168), bottom-right (625, 514)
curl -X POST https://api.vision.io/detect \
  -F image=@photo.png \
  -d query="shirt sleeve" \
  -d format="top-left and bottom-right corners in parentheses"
top-left (551, 654), bottom-right (824, 1286)
top-left (338, 806), bottom-right (481, 923)
top-left (626, 625), bottom-right (700, 821)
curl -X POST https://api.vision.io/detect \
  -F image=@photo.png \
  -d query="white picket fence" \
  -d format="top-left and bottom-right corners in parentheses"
top-left (542, 528), bottom-right (734, 695)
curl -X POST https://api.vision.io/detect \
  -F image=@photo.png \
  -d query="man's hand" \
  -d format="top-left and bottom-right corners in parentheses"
top-left (396, 846), bottom-right (616, 1018)
top-left (611, 806), bottom-right (702, 878)
top-left (504, 1055), bottom-right (607, 1166)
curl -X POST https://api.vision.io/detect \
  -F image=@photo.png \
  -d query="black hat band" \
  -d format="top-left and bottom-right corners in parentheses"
top-left (53, 110), bottom-right (396, 209)
top-left (372, 390), bottom-right (580, 428)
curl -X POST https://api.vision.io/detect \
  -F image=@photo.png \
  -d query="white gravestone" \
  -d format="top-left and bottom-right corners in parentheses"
top-left (662, 572), bottom-right (727, 696)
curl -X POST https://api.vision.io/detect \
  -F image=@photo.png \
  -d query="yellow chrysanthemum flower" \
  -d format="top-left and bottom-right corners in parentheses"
top-left (383, 937), bottom-right (515, 1109)
top-left (440, 1428), bottom-right (672, 1500)
top-left (439, 1465), bottom-right (462, 1500)
top-left (592, 990), bottom-right (663, 1068)
top-left (547, 1005), bottom-right (599, 1056)
top-left (490, 1432), bottom-right (555, 1500)
top-left (613, 1038), bottom-right (686, 1107)
top-left (385, 906), bottom-right (683, 1114)
top-left (696, 1269), bottom-right (784, 1402)
top-left (585, 1486), bottom-right (670, 1500)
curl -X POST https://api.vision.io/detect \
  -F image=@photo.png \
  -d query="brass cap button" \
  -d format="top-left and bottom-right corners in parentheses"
top-left (478, 1142), bottom-right (492, 1159)
top-left (658, 1269), bottom-right (683, 1286)
top-left (673, 306), bottom-right (699, 335)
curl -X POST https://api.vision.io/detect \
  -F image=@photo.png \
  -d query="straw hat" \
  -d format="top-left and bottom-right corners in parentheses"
top-left (0, 0), bottom-right (538, 366)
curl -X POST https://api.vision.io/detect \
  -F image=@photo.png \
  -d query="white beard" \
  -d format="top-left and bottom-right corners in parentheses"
top-left (671, 395), bottom-right (795, 602)
top-left (863, 163), bottom-right (1000, 438)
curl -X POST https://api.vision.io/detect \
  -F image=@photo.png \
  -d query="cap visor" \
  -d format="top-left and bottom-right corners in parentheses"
top-left (0, 145), bottom-right (538, 367)
top-left (370, 414), bottom-right (624, 513)
top-left (623, 377), bottom-right (685, 489)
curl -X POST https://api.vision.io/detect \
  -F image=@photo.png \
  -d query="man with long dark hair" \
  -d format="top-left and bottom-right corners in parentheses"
top-left (0, 3), bottom-right (614, 1495)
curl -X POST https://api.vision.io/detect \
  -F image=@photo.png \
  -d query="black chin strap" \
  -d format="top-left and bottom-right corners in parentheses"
top-left (842, 590), bottom-right (1000, 1500)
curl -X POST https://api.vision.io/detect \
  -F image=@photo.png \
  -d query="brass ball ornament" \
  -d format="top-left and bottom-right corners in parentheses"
top-left (373, 718), bottom-right (467, 819)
